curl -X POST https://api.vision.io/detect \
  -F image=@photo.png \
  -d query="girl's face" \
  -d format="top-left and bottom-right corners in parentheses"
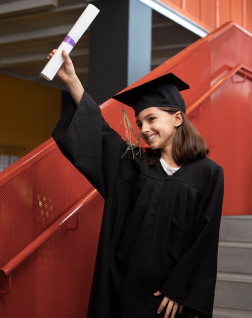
top-left (136, 107), bottom-right (182, 150)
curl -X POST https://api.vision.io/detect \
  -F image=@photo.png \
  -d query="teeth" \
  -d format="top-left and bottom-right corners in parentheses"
top-left (147, 134), bottom-right (156, 141)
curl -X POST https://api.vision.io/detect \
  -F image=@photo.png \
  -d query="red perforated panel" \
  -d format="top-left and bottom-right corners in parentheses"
top-left (0, 147), bottom-right (104, 317)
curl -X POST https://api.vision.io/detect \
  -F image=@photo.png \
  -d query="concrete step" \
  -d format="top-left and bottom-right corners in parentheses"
top-left (213, 216), bottom-right (252, 314)
top-left (213, 307), bottom-right (252, 318)
top-left (214, 272), bottom-right (252, 311)
top-left (219, 216), bottom-right (252, 243)
top-left (217, 241), bottom-right (252, 274)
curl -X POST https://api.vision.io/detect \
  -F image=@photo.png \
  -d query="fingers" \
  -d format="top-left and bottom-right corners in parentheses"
top-left (47, 49), bottom-right (57, 60)
top-left (165, 302), bottom-right (178, 318)
top-left (47, 53), bottom-right (53, 60)
top-left (62, 49), bottom-right (68, 59)
top-left (157, 296), bottom-right (168, 314)
top-left (62, 50), bottom-right (74, 71)
top-left (47, 49), bottom-right (71, 62)
top-left (156, 295), bottom-right (182, 318)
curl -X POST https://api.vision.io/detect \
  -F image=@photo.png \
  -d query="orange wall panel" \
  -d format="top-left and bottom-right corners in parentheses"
top-left (167, 0), bottom-right (181, 7)
top-left (247, 0), bottom-right (252, 32)
top-left (219, 0), bottom-right (231, 27)
top-left (185, 0), bottom-right (200, 20)
top-left (231, 0), bottom-right (243, 26)
top-left (159, 0), bottom-right (252, 33)
top-left (201, 0), bottom-right (216, 29)
top-left (246, 0), bottom-right (252, 31)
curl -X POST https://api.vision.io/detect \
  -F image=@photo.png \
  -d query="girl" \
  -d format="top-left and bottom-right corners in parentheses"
top-left (48, 49), bottom-right (224, 318)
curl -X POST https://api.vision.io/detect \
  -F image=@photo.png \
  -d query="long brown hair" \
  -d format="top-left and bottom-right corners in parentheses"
top-left (142, 107), bottom-right (210, 166)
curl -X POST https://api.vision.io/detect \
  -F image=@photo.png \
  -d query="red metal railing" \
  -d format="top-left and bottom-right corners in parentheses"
top-left (0, 139), bottom-right (56, 188)
top-left (0, 189), bottom-right (98, 294)
top-left (187, 64), bottom-right (252, 115)
top-left (99, 21), bottom-right (252, 114)
top-left (1, 63), bottom-right (251, 292)
top-left (0, 189), bottom-right (98, 279)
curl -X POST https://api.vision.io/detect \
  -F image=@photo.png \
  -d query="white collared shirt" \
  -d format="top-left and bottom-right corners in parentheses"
top-left (160, 156), bottom-right (181, 176)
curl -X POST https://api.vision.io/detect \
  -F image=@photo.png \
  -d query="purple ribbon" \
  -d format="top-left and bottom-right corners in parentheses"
top-left (63, 35), bottom-right (76, 47)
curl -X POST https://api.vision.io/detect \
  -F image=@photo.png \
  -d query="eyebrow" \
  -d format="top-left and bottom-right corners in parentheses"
top-left (136, 113), bottom-right (156, 124)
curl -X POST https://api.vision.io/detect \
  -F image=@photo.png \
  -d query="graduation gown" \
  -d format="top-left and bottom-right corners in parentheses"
top-left (51, 90), bottom-right (224, 318)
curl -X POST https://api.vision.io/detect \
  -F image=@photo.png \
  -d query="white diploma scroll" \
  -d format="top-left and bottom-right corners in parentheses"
top-left (41, 4), bottom-right (100, 81)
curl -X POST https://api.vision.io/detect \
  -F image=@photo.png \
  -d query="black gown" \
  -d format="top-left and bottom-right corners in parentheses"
top-left (51, 90), bottom-right (224, 318)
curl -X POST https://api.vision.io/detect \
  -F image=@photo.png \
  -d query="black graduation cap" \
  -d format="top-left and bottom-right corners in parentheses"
top-left (112, 72), bottom-right (190, 116)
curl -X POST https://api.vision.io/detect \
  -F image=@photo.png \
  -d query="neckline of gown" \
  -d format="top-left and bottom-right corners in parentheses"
top-left (139, 153), bottom-right (187, 181)
top-left (157, 160), bottom-right (185, 180)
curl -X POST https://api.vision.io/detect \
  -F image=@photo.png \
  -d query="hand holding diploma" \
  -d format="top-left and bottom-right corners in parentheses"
top-left (47, 49), bottom-right (75, 83)
top-left (47, 49), bottom-right (84, 107)
top-left (42, 4), bottom-right (99, 81)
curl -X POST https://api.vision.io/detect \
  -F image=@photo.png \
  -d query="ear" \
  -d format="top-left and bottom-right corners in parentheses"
top-left (174, 111), bottom-right (183, 127)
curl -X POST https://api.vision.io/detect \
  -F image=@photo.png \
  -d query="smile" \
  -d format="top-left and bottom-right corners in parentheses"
top-left (147, 134), bottom-right (158, 142)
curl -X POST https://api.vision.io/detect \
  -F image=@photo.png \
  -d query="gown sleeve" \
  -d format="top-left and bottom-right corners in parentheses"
top-left (159, 166), bottom-right (224, 318)
top-left (51, 90), bottom-right (139, 199)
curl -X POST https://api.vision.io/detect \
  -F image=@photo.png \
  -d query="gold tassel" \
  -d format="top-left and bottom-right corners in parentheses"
top-left (121, 106), bottom-right (142, 159)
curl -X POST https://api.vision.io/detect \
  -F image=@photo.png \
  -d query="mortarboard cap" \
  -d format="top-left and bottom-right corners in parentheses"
top-left (112, 72), bottom-right (190, 116)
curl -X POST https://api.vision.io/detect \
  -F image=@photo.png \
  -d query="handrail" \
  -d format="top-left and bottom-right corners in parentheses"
top-left (0, 138), bottom-right (57, 187)
top-left (187, 64), bottom-right (252, 115)
top-left (100, 22), bottom-right (252, 115)
top-left (0, 188), bottom-right (99, 278)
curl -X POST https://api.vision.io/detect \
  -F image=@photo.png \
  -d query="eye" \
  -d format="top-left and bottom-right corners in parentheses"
top-left (137, 117), bottom-right (155, 128)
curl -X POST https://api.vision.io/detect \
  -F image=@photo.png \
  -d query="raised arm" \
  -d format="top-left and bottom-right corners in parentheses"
top-left (48, 49), bottom-right (141, 198)
top-left (47, 49), bottom-right (83, 106)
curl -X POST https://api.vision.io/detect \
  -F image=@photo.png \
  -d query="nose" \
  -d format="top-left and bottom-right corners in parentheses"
top-left (141, 122), bottom-right (150, 133)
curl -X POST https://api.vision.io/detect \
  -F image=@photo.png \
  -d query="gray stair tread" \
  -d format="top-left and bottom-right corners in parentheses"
top-left (222, 216), bottom-right (252, 219)
top-left (213, 307), bottom-right (252, 318)
top-left (217, 272), bottom-right (252, 283)
top-left (219, 241), bottom-right (252, 248)
top-left (219, 216), bottom-right (252, 243)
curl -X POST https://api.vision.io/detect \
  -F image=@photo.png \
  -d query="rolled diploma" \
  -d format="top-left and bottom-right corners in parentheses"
top-left (41, 4), bottom-right (100, 81)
